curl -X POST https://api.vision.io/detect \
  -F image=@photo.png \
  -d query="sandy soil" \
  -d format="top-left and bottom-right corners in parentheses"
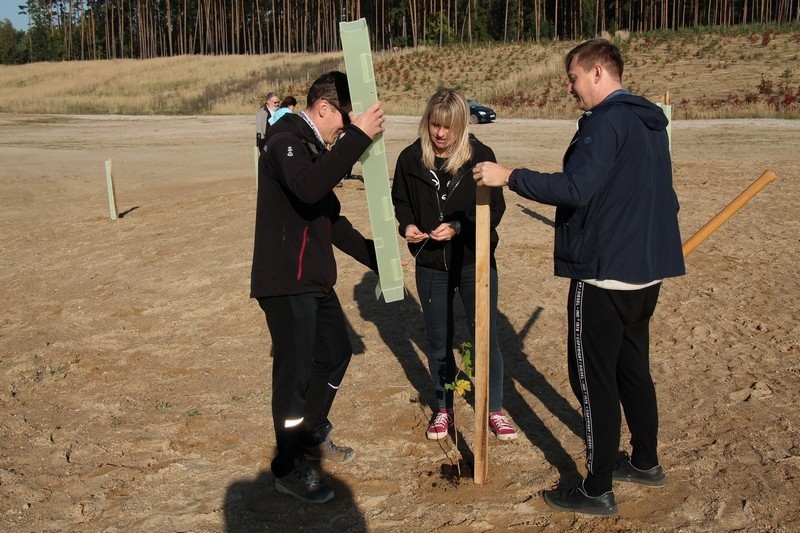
top-left (1, 113), bottom-right (798, 532)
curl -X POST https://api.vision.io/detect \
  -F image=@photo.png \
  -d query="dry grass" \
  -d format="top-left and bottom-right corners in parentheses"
top-left (0, 53), bottom-right (344, 115)
top-left (0, 27), bottom-right (798, 118)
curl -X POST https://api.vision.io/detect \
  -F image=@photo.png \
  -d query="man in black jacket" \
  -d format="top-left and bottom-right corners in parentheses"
top-left (251, 71), bottom-right (384, 504)
top-left (474, 39), bottom-right (685, 516)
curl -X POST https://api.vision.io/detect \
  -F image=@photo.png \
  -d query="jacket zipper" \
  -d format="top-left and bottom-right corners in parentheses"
top-left (432, 167), bottom-right (468, 272)
top-left (296, 226), bottom-right (309, 280)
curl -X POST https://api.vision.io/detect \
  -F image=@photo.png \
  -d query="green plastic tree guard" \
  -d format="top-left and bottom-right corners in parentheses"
top-left (340, 18), bottom-right (404, 303)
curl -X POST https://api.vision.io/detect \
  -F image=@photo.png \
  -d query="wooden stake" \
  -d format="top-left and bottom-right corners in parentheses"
top-left (105, 159), bottom-right (118, 220)
top-left (682, 169), bottom-right (777, 257)
top-left (473, 185), bottom-right (491, 484)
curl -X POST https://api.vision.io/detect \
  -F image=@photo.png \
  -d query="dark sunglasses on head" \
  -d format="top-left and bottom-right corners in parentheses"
top-left (325, 99), bottom-right (351, 126)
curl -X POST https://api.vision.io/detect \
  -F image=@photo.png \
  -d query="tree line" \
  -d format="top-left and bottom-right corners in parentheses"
top-left (1, 0), bottom-right (798, 64)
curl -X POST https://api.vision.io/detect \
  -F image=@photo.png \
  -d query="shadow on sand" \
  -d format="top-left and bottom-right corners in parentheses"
top-left (224, 466), bottom-right (365, 532)
top-left (352, 270), bottom-right (586, 486)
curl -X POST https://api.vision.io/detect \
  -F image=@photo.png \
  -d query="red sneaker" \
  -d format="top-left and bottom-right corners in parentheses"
top-left (489, 411), bottom-right (518, 440)
top-left (426, 408), bottom-right (453, 440)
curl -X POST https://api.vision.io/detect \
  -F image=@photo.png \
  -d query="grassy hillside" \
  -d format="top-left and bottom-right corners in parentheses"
top-left (1, 26), bottom-right (798, 119)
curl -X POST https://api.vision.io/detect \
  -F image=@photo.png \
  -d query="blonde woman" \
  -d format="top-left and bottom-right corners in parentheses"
top-left (391, 89), bottom-right (517, 441)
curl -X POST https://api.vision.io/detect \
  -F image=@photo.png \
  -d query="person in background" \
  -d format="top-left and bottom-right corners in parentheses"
top-left (251, 71), bottom-right (385, 505)
top-left (473, 38), bottom-right (685, 516)
top-left (391, 88), bottom-right (518, 443)
top-left (256, 92), bottom-right (280, 150)
top-left (269, 96), bottom-right (298, 126)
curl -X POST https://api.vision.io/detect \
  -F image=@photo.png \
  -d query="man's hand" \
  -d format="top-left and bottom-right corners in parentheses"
top-left (473, 161), bottom-right (513, 188)
top-left (351, 101), bottom-right (385, 140)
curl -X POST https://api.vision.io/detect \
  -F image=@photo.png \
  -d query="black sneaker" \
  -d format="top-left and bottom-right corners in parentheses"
top-left (543, 482), bottom-right (617, 516)
top-left (613, 451), bottom-right (667, 487)
top-left (275, 459), bottom-right (334, 504)
top-left (304, 437), bottom-right (356, 463)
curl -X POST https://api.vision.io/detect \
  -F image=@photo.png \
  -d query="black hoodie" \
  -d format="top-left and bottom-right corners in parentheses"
top-left (250, 113), bottom-right (377, 298)
top-left (391, 135), bottom-right (505, 273)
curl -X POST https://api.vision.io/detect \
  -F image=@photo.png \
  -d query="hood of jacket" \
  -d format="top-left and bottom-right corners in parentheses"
top-left (593, 92), bottom-right (668, 132)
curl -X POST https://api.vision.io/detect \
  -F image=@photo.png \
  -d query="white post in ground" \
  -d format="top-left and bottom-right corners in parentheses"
top-left (105, 159), bottom-right (118, 220)
top-left (254, 145), bottom-right (260, 186)
top-left (657, 90), bottom-right (673, 155)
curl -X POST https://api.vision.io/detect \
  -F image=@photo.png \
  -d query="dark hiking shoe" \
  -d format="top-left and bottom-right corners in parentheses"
top-left (275, 460), bottom-right (334, 504)
top-left (304, 437), bottom-right (356, 463)
top-left (613, 451), bottom-right (667, 487)
top-left (543, 484), bottom-right (617, 516)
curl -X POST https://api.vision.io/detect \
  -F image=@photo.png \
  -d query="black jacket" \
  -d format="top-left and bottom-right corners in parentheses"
top-left (509, 91), bottom-right (685, 283)
top-left (250, 113), bottom-right (377, 298)
top-left (391, 135), bottom-right (505, 272)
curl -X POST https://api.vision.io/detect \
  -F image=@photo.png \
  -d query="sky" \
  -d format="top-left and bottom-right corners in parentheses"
top-left (0, 3), bottom-right (29, 30)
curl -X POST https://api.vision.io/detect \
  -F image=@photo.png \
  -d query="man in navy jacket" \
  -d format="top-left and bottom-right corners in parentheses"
top-left (474, 39), bottom-right (685, 516)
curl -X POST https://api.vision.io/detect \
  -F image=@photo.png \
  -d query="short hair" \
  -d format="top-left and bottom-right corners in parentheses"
top-left (565, 39), bottom-right (624, 82)
top-left (280, 96), bottom-right (297, 108)
top-left (418, 89), bottom-right (472, 175)
top-left (306, 71), bottom-right (351, 110)
top-left (266, 92), bottom-right (279, 102)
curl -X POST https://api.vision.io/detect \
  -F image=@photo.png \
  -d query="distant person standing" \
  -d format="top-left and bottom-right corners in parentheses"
top-left (268, 96), bottom-right (298, 126)
top-left (473, 38), bottom-right (685, 516)
top-left (256, 92), bottom-right (280, 150)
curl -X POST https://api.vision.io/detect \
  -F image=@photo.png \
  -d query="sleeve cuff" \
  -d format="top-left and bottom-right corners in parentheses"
top-left (507, 171), bottom-right (517, 192)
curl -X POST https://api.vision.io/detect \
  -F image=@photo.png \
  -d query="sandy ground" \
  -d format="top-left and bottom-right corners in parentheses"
top-left (0, 113), bottom-right (799, 532)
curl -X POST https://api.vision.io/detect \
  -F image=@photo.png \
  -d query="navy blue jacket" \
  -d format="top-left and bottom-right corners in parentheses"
top-left (509, 92), bottom-right (685, 283)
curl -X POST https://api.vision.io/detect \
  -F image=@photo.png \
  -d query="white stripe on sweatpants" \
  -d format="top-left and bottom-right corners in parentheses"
top-left (572, 281), bottom-right (596, 473)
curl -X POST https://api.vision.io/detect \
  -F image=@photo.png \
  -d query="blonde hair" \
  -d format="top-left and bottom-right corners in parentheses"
top-left (419, 89), bottom-right (472, 175)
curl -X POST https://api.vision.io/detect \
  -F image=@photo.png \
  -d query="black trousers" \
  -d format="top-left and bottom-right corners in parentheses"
top-left (258, 291), bottom-right (352, 477)
top-left (567, 280), bottom-right (662, 496)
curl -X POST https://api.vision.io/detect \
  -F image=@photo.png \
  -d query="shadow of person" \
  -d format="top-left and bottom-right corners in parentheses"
top-left (353, 272), bottom-right (482, 475)
top-left (223, 467), bottom-right (365, 532)
top-left (352, 271), bottom-right (437, 414)
top-left (344, 313), bottom-right (366, 355)
top-left (496, 307), bottom-right (585, 486)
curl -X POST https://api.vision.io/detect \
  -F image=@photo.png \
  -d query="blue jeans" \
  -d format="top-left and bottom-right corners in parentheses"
top-left (415, 264), bottom-right (504, 413)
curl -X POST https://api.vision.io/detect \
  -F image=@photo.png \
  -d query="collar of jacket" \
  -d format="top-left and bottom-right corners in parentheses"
top-left (405, 136), bottom-right (476, 189)
top-left (267, 113), bottom-right (327, 154)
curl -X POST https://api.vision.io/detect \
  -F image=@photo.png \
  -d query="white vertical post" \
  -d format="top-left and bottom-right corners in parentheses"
top-left (254, 145), bottom-right (260, 186)
top-left (657, 90), bottom-right (673, 156)
top-left (105, 159), bottom-right (118, 220)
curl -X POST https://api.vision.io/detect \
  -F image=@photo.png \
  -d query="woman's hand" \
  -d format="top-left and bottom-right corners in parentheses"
top-left (429, 222), bottom-right (457, 242)
top-left (404, 224), bottom-right (429, 243)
